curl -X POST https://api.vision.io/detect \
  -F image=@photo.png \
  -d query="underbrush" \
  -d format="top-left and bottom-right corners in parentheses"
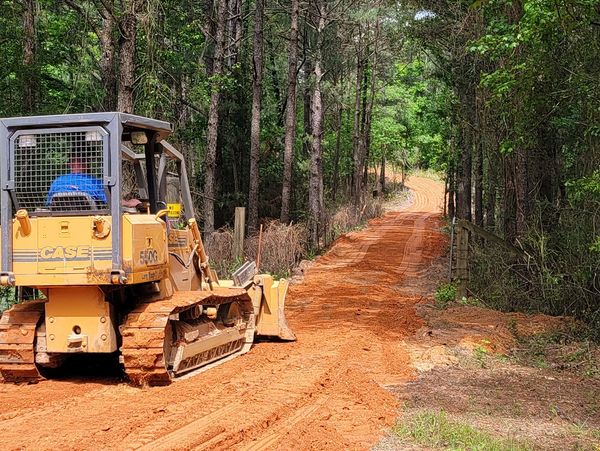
top-left (205, 195), bottom-right (387, 279)
top-left (394, 410), bottom-right (532, 450)
top-left (512, 328), bottom-right (600, 378)
top-left (322, 196), bottom-right (384, 246)
top-left (204, 221), bottom-right (308, 279)
top-left (466, 206), bottom-right (600, 341)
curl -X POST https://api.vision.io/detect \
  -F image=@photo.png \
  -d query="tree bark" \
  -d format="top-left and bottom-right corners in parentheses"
top-left (361, 21), bottom-right (380, 192)
top-left (515, 146), bottom-right (528, 238)
top-left (247, 0), bottom-right (264, 233)
top-left (473, 89), bottom-right (484, 227)
top-left (203, 0), bottom-right (227, 234)
top-left (447, 141), bottom-right (456, 219)
top-left (379, 153), bottom-right (385, 194)
top-left (308, 2), bottom-right (325, 248)
top-left (474, 140), bottom-right (483, 227)
top-left (116, 0), bottom-right (138, 113)
top-left (280, 0), bottom-right (299, 224)
top-left (332, 102), bottom-right (342, 201)
top-left (351, 40), bottom-right (364, 203)
top-left (226, 0), bottom-right (242, 66)
top-left (98, 4), bottom-right (117, 110)
top-left (503, 154), bottom-right (517, 242)
top-left (485, 154), bottom-right (496, 229)
top-left (302, 30), bottom-right (312, 160)
top-left (456, 97), bottom-right (473, 222)
top-left (359, 56), bottom-right (369, 188)
top-left (22, 0), bottom-right (37, 114)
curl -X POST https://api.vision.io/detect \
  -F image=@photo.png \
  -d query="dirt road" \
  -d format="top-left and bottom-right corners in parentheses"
top-left (0, 176), bottom-right (445, 450)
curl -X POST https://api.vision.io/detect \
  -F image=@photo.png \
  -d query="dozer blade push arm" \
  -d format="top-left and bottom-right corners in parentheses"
top-left (187, 219), bottom-right (295, 341)
top-left (188, 218), bottom-right (218, 289)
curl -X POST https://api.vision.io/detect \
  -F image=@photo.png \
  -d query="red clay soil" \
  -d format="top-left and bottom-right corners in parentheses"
top-left (0, 176), bottom-right (446, 451)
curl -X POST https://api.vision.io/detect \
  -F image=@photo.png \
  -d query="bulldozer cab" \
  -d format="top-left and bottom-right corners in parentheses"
top-left (0, 112), bottom-right (194, 287)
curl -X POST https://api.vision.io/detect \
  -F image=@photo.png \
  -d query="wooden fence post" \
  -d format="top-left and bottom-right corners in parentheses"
top-left (234, 207), bottom-right (246, 260)
top-left (455, 225), bottom-right (469, 300)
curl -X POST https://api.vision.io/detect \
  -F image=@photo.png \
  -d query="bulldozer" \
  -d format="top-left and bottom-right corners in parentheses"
top-left (0, 112), bottom-right (295, 385)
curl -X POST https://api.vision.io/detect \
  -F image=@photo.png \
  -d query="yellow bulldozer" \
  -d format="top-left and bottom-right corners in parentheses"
top-left (0, 112), bottom-right (295, 385)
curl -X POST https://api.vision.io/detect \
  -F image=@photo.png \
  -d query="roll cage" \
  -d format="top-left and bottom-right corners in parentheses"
top-left (0, 112), bottom-right (194, 285)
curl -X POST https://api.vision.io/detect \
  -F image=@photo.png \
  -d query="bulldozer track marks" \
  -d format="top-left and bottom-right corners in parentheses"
top-left (0, 176), bottom-right (445, 451)
top-left (116, 327), bottom-right (346, 450)
top-left (142, 405), bottom-right (239, 451)
top-left (0, 301), bottom-right (44, 383)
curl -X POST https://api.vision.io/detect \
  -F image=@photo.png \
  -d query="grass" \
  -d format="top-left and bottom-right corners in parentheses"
top-left (411, 168), bottom-right (444, 182)
top-left (394, 410), bottom-right (533, 450)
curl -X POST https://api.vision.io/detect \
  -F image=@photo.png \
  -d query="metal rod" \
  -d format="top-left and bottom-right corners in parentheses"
top-left (256, 224), bottom-right (264, 272)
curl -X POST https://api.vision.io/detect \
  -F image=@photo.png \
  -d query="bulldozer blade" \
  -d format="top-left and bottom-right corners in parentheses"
top-left (255, 277), bottom-right (296, 341)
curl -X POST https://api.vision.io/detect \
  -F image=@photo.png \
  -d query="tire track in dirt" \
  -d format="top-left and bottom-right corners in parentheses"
top-left (0, 176), bottom-right (445, 450)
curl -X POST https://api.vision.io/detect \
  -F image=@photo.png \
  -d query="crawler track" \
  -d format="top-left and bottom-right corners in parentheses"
top-left (120, 288), bottom-right (255, 386)
top-left (0, 300), bottom-right (44, 383)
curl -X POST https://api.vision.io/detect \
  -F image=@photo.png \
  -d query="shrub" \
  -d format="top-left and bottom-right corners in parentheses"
top-left (435, 282), bottom-right (457, 306)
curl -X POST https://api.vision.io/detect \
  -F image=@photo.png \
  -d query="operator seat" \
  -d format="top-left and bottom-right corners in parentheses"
top-left (49, 192), bottom-right (98, 212)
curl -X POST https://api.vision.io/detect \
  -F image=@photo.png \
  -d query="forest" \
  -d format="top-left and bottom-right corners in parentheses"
top-left (1, 0), bottom-right (599, 329)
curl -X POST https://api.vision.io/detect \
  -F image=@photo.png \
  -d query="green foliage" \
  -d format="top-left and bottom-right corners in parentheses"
top-left (406, 0), bottom-right (600, 333)
top-left (0, 288), bottom-right (16, 314)
top-left (566, 170), bottom-right (600, 204)
top-left (435, 282), bottom-right (457, 306)
top-left (371, 60), bottom-right (453, 173)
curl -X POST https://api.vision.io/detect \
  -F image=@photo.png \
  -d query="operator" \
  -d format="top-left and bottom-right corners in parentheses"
top-left (47, 153), bottom-right (142, 209)
top-left (47, 154), bottom-right (107, 205)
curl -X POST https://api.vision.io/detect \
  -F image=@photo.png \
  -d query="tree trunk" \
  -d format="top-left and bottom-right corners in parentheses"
top-left (280, 0), bottom-right (299, 224)
top-left (203, 0), bottom-right (227, 234)
top-left (116, 1), bottom-right (138, 113)
top-left (359, 56), bottom-right (369, 188)
top-left (474, 90), bottom-right (484, 227)
top-left (447, 137), bottom-right (456, 218)
top-left (226, 0), bottom-right (242, 66)
top-left (515, 146), bottom-right (528, 238)
top-left (456, 101), bottom-right (473, 222)
top-left (361, 21), bottom-right (380, 193)
top-left (247, 0), bottom-right (264, 233)
top-left (98, 5), bottom-right (117, 110)
top-left (332, 102), bottom-right (342, 201)
top-left (485, 155), bottom-right (496, 229)
top-left (474, 140), bottom-right (483, 227)
top-left (448, 164), bottom-right (456, 219)
top-left (302, 32), bottom-right (312, 159)
top-left (22, 0), bottom-right (37, 113)
top-left (308, 3), bottom-right (325, 248)
top-left (379, 153), bottom-right (386, 194)
top-left (503, 154), bottom-right (517, 242)
top-left (351, 41), bottom-right (364, 203)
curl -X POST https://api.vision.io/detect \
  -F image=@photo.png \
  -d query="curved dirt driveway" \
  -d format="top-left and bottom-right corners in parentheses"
top-left (0, 176), bottom-right (445, 450)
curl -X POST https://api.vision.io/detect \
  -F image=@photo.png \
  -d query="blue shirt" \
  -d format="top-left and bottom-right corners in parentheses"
top-left (47, 173), bottom-right (107, 205)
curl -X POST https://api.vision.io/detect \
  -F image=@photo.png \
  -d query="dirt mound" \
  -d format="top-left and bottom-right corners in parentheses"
top-left (412, 304), bottom-right (572, 359)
